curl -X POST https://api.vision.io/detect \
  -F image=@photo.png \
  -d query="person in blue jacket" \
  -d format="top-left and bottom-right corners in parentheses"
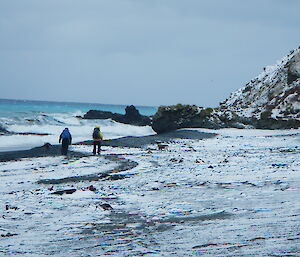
top-left (59, 128), bottom-right (72, 155)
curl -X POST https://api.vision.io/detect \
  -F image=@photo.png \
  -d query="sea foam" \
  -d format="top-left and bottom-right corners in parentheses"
top-left (0, 99), bottom-right (156, 151)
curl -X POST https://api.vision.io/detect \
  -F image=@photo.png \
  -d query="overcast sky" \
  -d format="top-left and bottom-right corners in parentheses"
top-left (0, 0), bottom-right (299, 107)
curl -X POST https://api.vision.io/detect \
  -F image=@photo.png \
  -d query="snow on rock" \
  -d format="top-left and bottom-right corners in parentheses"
top-left (152, 48), bottom-right (300, 132)
top-left (220, 47), bottom-right (300, 120)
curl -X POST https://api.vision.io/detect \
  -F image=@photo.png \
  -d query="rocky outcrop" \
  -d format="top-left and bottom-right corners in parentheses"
top-left (83, 105), bottom-right (151, 126)
top-left (287, 51), bottom-right (300, 84)
top-left (152, 97), bottom-right (300, 133)
top-left (118, 105), bottom-right (152, 126)
top-left (83, 110), bottom-right (115, 120)
top-left (151, 104), bottom-right (225, 134)
top-left (251, 117), bottom-right (300, 129)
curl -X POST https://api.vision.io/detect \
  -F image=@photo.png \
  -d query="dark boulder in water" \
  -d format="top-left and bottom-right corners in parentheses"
top-left (0, 125), bottom-right (9, 134)
top-left (83, 110), bottom-right (114, 120)
top-left (83, 105), bottom-right (151, 126)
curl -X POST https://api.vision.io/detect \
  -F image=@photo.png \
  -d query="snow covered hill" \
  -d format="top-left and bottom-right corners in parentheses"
top-left (220, 47), bottom-right (300, 121)
top-left (151, 47), bottom-right (300, 132)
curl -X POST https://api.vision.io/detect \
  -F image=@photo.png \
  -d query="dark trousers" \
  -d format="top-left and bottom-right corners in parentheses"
top-left (93, 141), bottom-right (101, 154)
top-left (61, 139), bottom-right (70, 155)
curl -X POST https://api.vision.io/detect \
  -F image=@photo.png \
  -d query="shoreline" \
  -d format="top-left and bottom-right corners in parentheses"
top-left (0, 129), bottom-right (216, 162)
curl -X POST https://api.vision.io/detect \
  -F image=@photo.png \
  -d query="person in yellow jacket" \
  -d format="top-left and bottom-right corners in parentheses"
top-left (92, 126), bottom-right (103, 155)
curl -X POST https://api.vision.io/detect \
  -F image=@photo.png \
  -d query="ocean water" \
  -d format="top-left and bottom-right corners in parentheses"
top-left (0, 99), bottom-right (157, 151)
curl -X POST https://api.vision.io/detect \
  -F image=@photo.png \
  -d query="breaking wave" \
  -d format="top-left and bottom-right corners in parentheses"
top-left (0, 112), bottom-right (155, 152)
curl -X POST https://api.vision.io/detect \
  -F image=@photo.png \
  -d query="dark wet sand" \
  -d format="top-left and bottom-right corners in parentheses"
top-left (79, 129), bottom-right (217, 148)
top-left (0, 144), bottom-right (85, 162)
top-left (37, 154), bottom-right (139, 185)
top-left (0, 130), bottom-right (216, 162)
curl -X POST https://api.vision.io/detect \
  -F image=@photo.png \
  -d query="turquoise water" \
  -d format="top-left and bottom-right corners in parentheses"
top-left (0, 99), bottom-right (157, 151)
top-left (0, 99), bottom-right (157, 118)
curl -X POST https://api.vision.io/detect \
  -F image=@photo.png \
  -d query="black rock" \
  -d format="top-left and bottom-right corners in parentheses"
top-left (107, 174), bottom-right (127, 181)
top-left (51, 189), bottom-right (76, 195)
top-left (125, 105), bottom-right (142, 121)
top-left (43, 143), bottom-right (52, 149)
top-left (252, 117), bottom-right (300, 129)
top-left (83, 110), bottom-right (114, 119)
top-left (287, 53), bottom-right (300, 84)
top-left (83, 105), bottom-right (151, 126)
top-left (151, 104), bottom-right (223, 134)
top-left (0, 125), bottom-right (9, 134)
top-left (192, 243), bottom-right (218, 249)
top-left (1, 233), bottom-right (18, 237)
top-left (5, 205), bottom-right (18, 211)
top-left (88, 185), bottom-right (97, 191)
top-left (99, 203), bottom-right (113, 210)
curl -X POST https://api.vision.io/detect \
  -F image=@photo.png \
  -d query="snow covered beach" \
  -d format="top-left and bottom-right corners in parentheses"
top-left (1, 128), bottom-right (299, 256)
